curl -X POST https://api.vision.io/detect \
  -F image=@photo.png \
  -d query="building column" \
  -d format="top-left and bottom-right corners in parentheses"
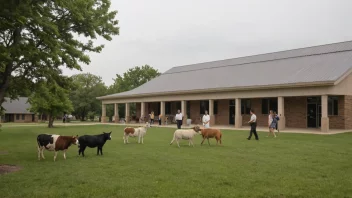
top-left (160, 101), bottom-right (165, 125)
top-left (321, 95), bottom-right (329, 132)
top-left (209, 99), bottom-right (215, 126)
top-left (114, 103), bottom-right (119, 123)
top-left (141, 102), bottom-right (146, 122)
top-left (278, 97), bottom-right (286, 131)
top-left (125, 103), bottom-right (130, 123)
top-left (181, 100), bottom-right (187, 124)
top-left (101, 104), bottom-right (107, 123)
top-left (235, 98), bottom-right (242, 128)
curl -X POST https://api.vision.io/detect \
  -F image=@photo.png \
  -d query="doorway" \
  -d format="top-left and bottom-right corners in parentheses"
top-left (229, 100), bottom-right (235, 125)
top-left (307, 97), bottom-right (321, 128)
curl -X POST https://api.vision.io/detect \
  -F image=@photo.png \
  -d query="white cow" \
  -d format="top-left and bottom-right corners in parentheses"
top-left (123, 122), bottom-right (151, 144)
top-left (169, 126), bottom-right (201, 148)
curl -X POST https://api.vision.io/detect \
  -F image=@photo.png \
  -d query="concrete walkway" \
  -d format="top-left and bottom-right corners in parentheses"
top-left (1, 122), bottom-right (350, 135)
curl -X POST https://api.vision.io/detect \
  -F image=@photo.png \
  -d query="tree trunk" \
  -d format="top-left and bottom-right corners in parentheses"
top-left (48, 115), bottom-right (55, 128)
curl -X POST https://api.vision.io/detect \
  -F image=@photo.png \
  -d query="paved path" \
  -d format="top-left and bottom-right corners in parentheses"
top-left (1, 122), bottom-right (350, 135)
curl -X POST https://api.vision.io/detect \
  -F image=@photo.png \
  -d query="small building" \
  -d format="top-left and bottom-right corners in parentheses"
top-left (1, 97), bottom-right (37, 123)
top-left (97, 41), bottom-right (352, 132)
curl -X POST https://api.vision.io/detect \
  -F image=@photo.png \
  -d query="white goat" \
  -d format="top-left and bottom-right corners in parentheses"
top-left (169, 126), bottom-right (201, 148)
top-left (123, 122), bottom-right (151, 144)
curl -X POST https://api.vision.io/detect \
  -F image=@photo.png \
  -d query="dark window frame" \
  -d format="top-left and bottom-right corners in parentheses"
top-left (261, 98), bottom-right (278, 114)
top-left (241, 99), bottom-right (251, 115)
top-left (214, 100), bottom-right (218, 115)
top-left (22, 114), bottom-right (25, 120)
top-left (186, 101), bottom-right (191, 118)
top-left (165, 102), bottom-right (172, 115)
top-left (16, 114), bottom-right (20, 120)
top-left (328, 96), bottom-right (339, 116)
top-left (200, 100), bottom-right (209, 115)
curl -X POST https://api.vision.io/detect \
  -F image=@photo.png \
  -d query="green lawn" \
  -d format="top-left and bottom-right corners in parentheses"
top-left (0, 125), bottom-right (351, 198)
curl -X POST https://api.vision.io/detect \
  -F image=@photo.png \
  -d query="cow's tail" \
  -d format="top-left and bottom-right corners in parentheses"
top-left (36, 135), bottom-right (41, 148)
top-left (219, 131), bottom-right (222, 145)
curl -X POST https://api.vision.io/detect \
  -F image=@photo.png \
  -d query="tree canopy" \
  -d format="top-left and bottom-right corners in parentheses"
top-left (70, 73), bottom-right (107, 121)
top-left (28, 76), bottom-right (74, 128)
top-left (0, 0), bottom-right (119, 107)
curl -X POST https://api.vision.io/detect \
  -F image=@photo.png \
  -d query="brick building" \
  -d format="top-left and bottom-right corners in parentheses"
top-left (97, 41), bottom-right (352, 132)
top-left (1, 97), bottom-right (37, 123)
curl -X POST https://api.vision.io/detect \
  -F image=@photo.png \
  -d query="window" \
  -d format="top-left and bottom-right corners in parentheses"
top-left (328, 96), bottom-right (339, 116)
top-left (241, 99), bottom-right (251, 114)
top-left (165, 102), bottom-right (171, 114)
top-left (186, 101), bottom-right (191, 118)
top-left (22, 114), bottom-right (25, 120)
top-left (261, 98), bottom-right (278, 114)
top-left (176, 102), bottom-right (181, 112)
top-left (16, 114), bottom-right (20, 120)
top-left (200, 100), bottom-right (209, 114)
top-left (214, 101), bottom-right (218, 115)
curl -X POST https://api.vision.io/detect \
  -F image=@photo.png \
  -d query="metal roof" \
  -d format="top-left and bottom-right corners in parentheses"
top-left (2, 97), bottom-right (34, 114)
top-left (99, 41), bottom-right (352, 99)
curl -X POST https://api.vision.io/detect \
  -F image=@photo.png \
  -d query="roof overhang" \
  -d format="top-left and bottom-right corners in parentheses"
top-left (96, 81), bottom-right (335, 101)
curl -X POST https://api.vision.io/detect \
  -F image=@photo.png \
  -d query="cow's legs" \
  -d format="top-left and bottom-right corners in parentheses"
top-left (37, 146), bottom-right (41, 160)
top-left (97, 147), bottom-right (99, 155)
top-left (54, 151), bottom-right (58, 161)
top-left (201, 137), bottom-right (206, 145)
top-left (41, 148), bottom-right (45, 159)
top-left (170, 138), bottom-right (175, 145)
top-left (176, 139), bottom-right (180, 148)
top-left (81, 146), bottom-right (86, 157)
top-left (138, 135), bottom-right (141, 144)
top-left (190, 139), bottom-right (195, 147)
top-left (63, 149), bottom-right (67, 160)
top-left (141, 136), bottom-right (144, 144)
top-left (99, 147), bottom-right (103, 155)
top-left (188, 140), bottom-right (191, 146)
top-left (207, 138), bottom-right (210, 146)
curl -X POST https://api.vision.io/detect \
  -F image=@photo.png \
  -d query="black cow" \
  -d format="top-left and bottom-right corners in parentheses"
top-left (78, 131), bottom-right (112, 157)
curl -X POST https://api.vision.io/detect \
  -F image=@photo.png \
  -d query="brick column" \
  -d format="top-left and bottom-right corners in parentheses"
top-left (209, 99), bottom-right (215, 126)
top-left (125, 103), bottom-right (130, 123)
top-left (235, 98), bottom-right (242, 128)
top-left (101, 104), bottom-right (107, 123)
top-left (114, 103), bottom-right (119, 123)
top-left (278, 96), bottom-right (286, 130)
top-left (181, 100), bottom-right (187, 124)
top-left (321, 95), bottom-right (329, 132)
top-left (160, 101), bottom-right (165, 125)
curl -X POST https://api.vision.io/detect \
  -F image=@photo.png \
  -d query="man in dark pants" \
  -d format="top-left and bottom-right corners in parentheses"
top-left (247, 109), bottom-right (259, 140)
top-left (175, 109), bottom-right (183, 129)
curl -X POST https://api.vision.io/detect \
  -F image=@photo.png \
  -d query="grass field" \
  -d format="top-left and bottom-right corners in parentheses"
top-left (0, 125), bottom-right (352, 198)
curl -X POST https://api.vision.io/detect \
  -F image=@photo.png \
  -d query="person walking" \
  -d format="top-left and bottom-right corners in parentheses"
top-left (267, 110), bottom-right (276, 137)
top-left (149, 111), bottom-right (154, 125)
top-left (158, 113), bottom-right (162, 126)
top-left (247, 109), bottom-right (259, 140)
top-left (202, 110), bottom-right (211, 129)
top-left (175, 109), bottom-right (183, 129)
top-left (274, 111), bottom-right (280, 135)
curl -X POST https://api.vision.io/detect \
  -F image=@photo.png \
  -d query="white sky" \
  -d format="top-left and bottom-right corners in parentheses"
top-left (62, 0), bottom-right (352, 86)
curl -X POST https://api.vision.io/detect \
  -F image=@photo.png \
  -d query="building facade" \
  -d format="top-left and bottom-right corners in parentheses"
top-left (1, 97), bottom-right (37, 123)
top-left (97, 41), bottom-right (352, 132)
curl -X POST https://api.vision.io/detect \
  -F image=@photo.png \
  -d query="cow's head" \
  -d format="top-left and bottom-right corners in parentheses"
top-left (103, 131), bottom-right (112, 140)
top-left (71, 135), bottom-right (79, 145)
top-left (192, 126), bottom-right (201, 133)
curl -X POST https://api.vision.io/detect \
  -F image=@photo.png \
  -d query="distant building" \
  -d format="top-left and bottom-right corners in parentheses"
top-left (1, 97), bottom-right (37, 123)
top-left (97, 41), bottom-right (352, 132)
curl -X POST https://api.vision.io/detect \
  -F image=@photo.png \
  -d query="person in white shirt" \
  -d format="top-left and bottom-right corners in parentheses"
top-left (247, 109), bottom-right (259, 140)
top-left (202, 110), bottom-right (210, 128)
top-left (175, 110), bottom-right (183, 129)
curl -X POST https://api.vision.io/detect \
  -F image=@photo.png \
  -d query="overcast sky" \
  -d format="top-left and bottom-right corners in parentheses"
top-left (62, 0), bottom-right (352, 86)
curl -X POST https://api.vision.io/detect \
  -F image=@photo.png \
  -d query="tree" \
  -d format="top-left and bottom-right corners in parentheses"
top-left (70, 73), bottom-right (107, 121)
top-left (108, 65), bottom-right (160, 118)
top-left (0, 0), bottom-right (119, 107)
top-left (28, 76), bottom-right (74, 128)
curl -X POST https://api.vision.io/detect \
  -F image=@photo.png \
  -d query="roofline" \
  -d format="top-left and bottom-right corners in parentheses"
top-left (96, 81), bottom-right (335, 100)
top-left (334, 67), bottom-right (352, 85)
top-left (169, 40), bottom-right (352, 71)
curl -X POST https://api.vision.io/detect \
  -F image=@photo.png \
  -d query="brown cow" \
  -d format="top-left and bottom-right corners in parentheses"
top-left (37, 134), bottom-right (79, 161)
top-left (123, 122), bottom-right (151, 144)
top-left (200, 128), bottom-right (222, 146)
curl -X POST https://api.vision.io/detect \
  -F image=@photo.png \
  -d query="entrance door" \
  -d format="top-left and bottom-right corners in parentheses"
top-left (307, 103), bottom-right (317, 128)
top-left (229, 100), bottom-right (235, 125)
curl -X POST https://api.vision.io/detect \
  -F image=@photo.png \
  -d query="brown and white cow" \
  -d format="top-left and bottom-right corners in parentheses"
top-left (37, 134), bottom-right (79, 161)
top-left (123, 122), bottom-right (150, 144)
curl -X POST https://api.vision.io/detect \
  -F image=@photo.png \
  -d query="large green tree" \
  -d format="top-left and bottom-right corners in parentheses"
top-left (28, 75), bottom-right (74, 128)
top-left (107, 65), bottom-right (160, 119)
top-left (70, 73), bottom-right (107, 121)
top-left (0, 0), bottom-right (119, 107)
